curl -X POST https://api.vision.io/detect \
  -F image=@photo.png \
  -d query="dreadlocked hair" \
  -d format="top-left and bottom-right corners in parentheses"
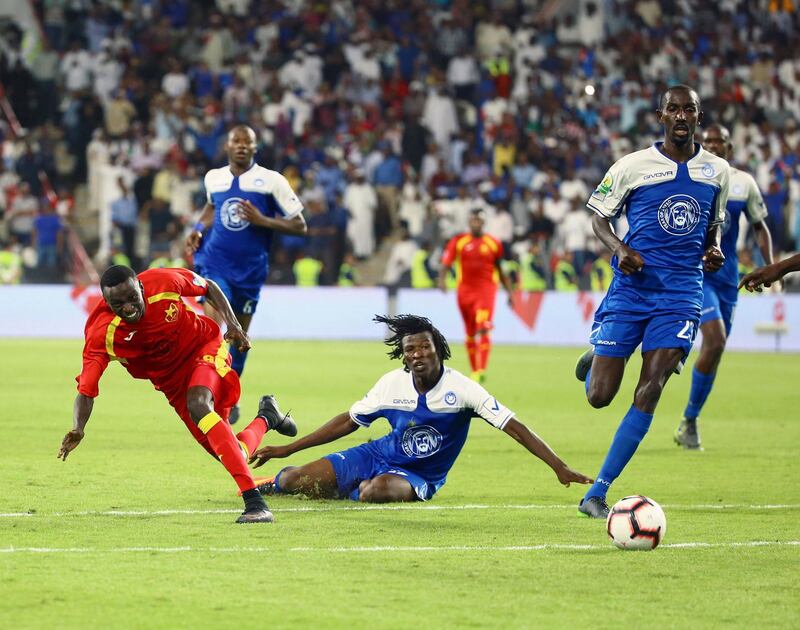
top-left (374, 314), bottom-right (451, 370)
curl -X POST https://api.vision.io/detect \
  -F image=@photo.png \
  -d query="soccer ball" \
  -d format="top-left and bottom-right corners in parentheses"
top-left (606, 495), bottom-right (667, 550)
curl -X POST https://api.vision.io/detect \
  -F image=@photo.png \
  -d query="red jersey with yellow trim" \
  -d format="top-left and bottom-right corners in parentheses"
top-left (76, 268), bottom-right (221, 398)
top-left (441, 232), bottom-right (503, 291)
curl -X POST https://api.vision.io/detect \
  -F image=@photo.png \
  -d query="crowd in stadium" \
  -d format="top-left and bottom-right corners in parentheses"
top-left (0, 0), bottom-right (798, 289)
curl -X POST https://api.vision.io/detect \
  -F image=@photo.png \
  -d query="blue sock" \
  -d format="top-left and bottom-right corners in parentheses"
top-left (584, 405), bottom-right (654, 500)
top-left (273, 467), bottom-right (289, 494)
top-left (584, 368), bottom-right (592, 396)
top-left (229, 343), bottom-right (247, 376)
top-left (683, 367), bottom-right (716, 419)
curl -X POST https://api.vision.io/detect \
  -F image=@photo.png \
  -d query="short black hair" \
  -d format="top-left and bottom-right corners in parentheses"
top-left (100, 265), bottom-right (136, 289)
top-left (374, 314), bottom-right (451, 369)
top-left (659, 84), bottom-right (701, 110)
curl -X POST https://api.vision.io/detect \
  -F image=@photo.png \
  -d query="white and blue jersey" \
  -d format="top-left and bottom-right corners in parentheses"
top-left (201, 164), bottom-right (304, 288)
top-left (703, 167), bottom-right (766, 305)
top-left (325, 366), bottom-right (515, 500)
top-left (586, 143), bottom-right (730, 358)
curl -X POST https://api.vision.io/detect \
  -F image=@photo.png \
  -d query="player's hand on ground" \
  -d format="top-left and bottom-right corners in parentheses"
top-left (224, 326), bottom-right (251, 352)
top-left (614, 245), bottom-right (644, 275)
top-left (738, 263), bottom-right (780, 292)
top-left (237, 200), bottom-right (264, 226)
top-left (249, 444), bottom-right (292, 468)
top-left (185, 230), bottom-right (202, 254)
top-left (702, 245), bottom-right (725, 272)
top-left (58, 429), bottom-right (84, 461)
top-left (554, 464), bottom-right (593, 487)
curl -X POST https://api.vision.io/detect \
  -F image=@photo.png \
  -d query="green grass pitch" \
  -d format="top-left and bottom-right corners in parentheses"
top-left (1, 339), bottom-right (798, 628)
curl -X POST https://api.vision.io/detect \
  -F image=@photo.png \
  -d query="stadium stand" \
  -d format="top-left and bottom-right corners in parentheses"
top-left (0, 0), bottom-right (797, 289)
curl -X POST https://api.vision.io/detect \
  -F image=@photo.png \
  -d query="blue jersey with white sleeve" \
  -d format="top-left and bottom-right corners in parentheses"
top-left (703, 167), bottom-right (766, 303)
top-left (348, 366), bottom-right (515, 485)
top-left (587, 142), bottom-right (730, 316)
top-left (201, 164), bottom-right (304, 287)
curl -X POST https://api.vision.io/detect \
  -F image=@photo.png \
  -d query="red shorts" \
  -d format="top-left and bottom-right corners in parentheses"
top-left (457, 288), bottom-right (497, 337)
top-left (158, 337), bottom-right (241, 456)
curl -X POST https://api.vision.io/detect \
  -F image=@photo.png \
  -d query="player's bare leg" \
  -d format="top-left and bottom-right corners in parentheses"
top-left (203, 306), bottom-right (253, 425)
top-left (634, 347), bottom-right (684, 413)
top-left (580, 348), bottom-right (682, 518)
top-left (585, 355), bottom-right (626, 408)
top-left (270, 459), bottom-right (341, 499)
top-left (186, 385), bottom-right (273, 523)
top-left (676, 319), bottom-right (725, 449)
top-left (358, 474), bottom-right (417, 503)
top-left (226, 312), bottom-right (253, 423)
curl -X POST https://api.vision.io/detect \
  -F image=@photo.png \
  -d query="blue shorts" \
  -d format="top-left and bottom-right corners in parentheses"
top-left (590, 311), bottom-right (699, 362)
top-left (700, 283), bottom-right (736, 336)
top-left (324, 442), bottom-right (441, 501)
top-left (203, 271), bottom-right (260, 315)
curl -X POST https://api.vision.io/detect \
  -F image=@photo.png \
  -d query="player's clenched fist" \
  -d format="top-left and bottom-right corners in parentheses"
top-left (615, 245), bottom-right (644, 275)
top-left (224, 326), bottom-right (251, 353)
top-left (702, 245), bottom-right (725, 272)
top-left (58, 429), bottom-right (84, 461)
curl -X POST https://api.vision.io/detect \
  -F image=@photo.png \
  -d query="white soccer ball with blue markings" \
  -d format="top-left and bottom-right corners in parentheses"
top-left (606, 495), bottom-right (667, 550)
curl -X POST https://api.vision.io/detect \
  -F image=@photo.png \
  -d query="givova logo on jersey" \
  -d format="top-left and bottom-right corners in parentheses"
top-left (220, 197), bottom-right (250, 231)
top-left (657, 194), bottom-right (701, 236)
top-left (401, 425), bottom-right (443, 458)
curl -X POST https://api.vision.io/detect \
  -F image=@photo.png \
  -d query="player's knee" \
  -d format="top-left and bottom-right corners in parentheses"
top-left (587, 384), bottom-right (614, 409)
top-left (186, 398), bottom-right (212, 424)
top-left (705, 336), bottom-right (726, 360)
top-left (634, 380), bottom-right (664, 409)
top-left (277, 466), bottom-right (301, 491)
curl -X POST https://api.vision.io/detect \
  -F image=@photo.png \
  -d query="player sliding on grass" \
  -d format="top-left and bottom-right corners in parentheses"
top-left (574, 85), bottom-right (730, 518)
top-left (59, 265), bottom-right (297, 524)
top-left (248, 314), bottom-right (592, 502)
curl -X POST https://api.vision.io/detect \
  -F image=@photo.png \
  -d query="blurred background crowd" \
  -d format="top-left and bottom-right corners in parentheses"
top-left (0, 0), bottom-right (798, 290)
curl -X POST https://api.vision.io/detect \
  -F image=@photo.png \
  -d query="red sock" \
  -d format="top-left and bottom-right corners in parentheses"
top-left (477, 334), bottom-right (492, 371)
top-left (466, 337), bottom-right (478, 371)
top-left (235, 417), bottom-right (269, 459)
top-left (199, 411), bottom-right (256, 492)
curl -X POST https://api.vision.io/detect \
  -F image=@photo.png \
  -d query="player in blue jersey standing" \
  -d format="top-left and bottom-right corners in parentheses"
top-left (675, 124), bottom-right (774, 450)
top-left (574, 85), bottom-right (730, 518)
top-left (247, 314), bottom-right (592, 502)
top-left (186, 125), bottom-right (307, 424)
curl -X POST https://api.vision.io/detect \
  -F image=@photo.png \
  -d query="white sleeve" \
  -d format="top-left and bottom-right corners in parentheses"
top-left (273, 174), bottom-right (304, 218)
top-left (711, 163), bottom-right (730, 225)
top-left (462, 379), bottom-right (515, 430)
top-left (744, 173), bottom-right (768, 224)
top-left (204, 173), bottom-right (212, 204)
top-left (586, 158), bottom-right (629, 219)
top-left (348, 375), bottom-right (389, 427)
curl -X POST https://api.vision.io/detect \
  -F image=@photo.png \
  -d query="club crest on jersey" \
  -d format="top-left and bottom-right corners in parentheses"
top-left (444, 391), bottom-right (457, 406)
top-left (164, 303), bottom-right (180, 322)
top-left (701, 163), bottom-right (715, 178)
top-left (220, 197), bottom-right (250, 231)
top-left (657, 194), bottom-right (701, 236)
top-left (732, 183), bottom-right (744, 196)
top-left (401, 425), bottom-right (443, 458)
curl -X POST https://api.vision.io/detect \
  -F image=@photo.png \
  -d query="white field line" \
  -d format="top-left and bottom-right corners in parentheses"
top-left (0, 503), bottom-right (798, 519)
top-left (0, 541), bottom-right (798, 555)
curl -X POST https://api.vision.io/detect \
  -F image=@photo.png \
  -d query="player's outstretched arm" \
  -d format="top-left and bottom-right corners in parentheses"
top-left (59, 393), bottom-right (94, 461)
top-left (203, 278), bottom-right (251, 352)
top-left (250, 411), bottom-right (359, 468)
top-left (591, 214), bottom-right (643, 274)
top-left (502, 418), bottom-right (593, 487)
top-left (739, 253), bottom-right (800, 292)
top-left (437, 265), bottom-right (450, 292)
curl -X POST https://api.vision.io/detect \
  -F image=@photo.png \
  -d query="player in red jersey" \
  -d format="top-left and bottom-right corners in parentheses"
top-left (438, 208), bottom-right (514, 381)
top-left (58, 265), bottom-right (296, 523)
